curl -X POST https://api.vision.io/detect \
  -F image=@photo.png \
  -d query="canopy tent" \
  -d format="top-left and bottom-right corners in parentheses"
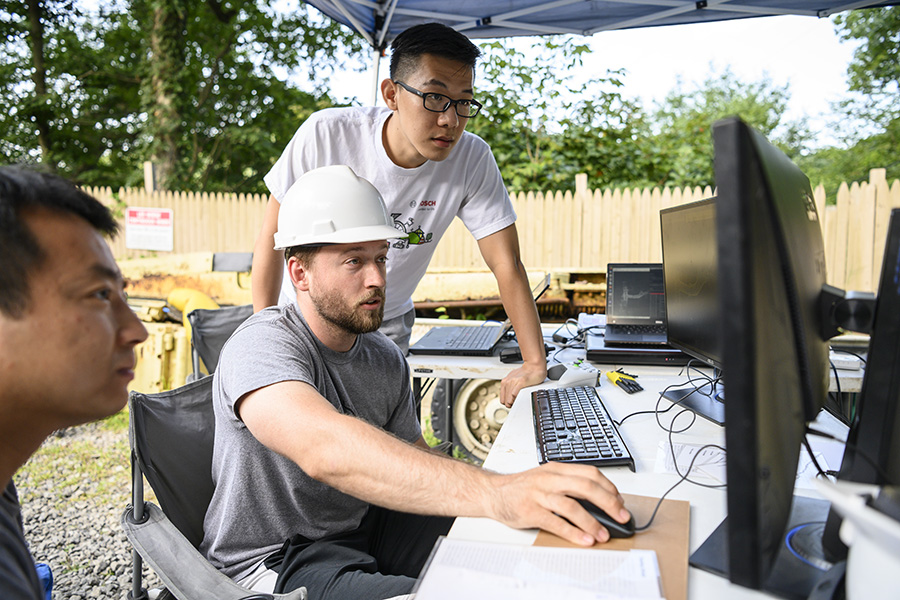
top-left (304, 0), bottom-right (896, 103)
top-left (304, 0), bottom-right (896, 50)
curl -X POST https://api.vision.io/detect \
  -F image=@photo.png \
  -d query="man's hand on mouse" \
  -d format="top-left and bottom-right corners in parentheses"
top-left (485, 461), bottom-right (631, 546)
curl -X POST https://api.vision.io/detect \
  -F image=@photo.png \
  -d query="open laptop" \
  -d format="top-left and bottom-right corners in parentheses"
top-left (409, 274), bottom-right (551, 356)
top-left (603, 263), bottom-right (668, 346)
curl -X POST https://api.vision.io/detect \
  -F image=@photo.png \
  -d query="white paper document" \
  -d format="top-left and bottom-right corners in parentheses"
top-left (655, 439), bottom-right (832, 490)
top-left (414, 538), bottom-right (664, 600)
top-left (655, 440), bottom-right (727, 484)
top-left (795, 450), bottom-right (830, 490)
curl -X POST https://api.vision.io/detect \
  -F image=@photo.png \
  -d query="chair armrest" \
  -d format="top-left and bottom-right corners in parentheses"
top-left (122, 503), bottom-right (306, 600)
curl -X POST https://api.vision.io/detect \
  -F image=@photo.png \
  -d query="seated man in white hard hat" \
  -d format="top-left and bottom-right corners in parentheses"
top-left (251, 22), bottom-right (546, 408)
top-left (201, 165), bottom-right (631, 600)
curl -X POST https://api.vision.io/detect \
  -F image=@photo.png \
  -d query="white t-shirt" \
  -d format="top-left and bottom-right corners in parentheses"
top-left (264, 106), bottom-right (517, 320)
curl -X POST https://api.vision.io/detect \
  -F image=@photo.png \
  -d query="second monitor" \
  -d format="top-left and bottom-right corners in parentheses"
top-left (659, 196), bottom-right (724, 424)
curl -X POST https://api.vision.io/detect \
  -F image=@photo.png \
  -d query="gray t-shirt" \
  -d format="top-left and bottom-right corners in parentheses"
top-left (200, 304), bottom-right (421, 580)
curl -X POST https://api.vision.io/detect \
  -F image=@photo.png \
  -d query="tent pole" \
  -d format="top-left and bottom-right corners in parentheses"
top-left (369, 48), bottom-right (382, 106)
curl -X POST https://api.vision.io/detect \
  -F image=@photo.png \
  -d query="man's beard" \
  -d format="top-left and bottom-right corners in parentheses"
top-left (309, 287), bottom-right (385, 335)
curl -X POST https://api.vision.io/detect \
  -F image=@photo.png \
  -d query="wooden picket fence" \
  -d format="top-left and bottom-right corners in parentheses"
top-left (88, 187), bottom-right (269, 259)
top-left (86, 168), bottom-right (900, 294)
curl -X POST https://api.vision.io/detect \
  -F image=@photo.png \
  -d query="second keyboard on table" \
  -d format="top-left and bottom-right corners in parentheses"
top-left (532, 386), bottom-right (635, 472)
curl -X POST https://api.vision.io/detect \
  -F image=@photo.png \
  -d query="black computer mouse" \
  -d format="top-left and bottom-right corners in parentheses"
top-left (575, 498), bottom-right (635, 538)
top-left (547, 363), bottom-right (568, 380)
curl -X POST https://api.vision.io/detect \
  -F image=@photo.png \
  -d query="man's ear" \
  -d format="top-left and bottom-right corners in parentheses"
top-left (287, 257), bottom-right (311, 292)
top-left (381, 78), bottom-right (399, 110)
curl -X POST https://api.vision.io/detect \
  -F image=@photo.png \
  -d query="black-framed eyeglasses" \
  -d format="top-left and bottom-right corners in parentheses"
top-left (393, 80), bottom-right (482, 118)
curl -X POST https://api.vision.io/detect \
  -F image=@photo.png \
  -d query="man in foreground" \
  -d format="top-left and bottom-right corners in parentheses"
top-left (203, 166), bottom-right (630, 599)
top-left (0, 166), bottom-right (148, 598)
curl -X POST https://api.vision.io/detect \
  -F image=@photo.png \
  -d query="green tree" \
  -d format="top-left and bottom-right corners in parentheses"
top-left (553, 86), bottom-right (659, 190)
top-left (805, 6), bottom-right (900, 191)
top-left (836, 6), bottom-right (900, 129)
top-left (466, 37), bottom-right (569, 191)
top-left (0, 0), bottom-right (363, 192)
top-left (467, 37), bottom-right (652, 192)
top-left (133, 0), bottom-right (364, 191)
top-left (0, 0), bottom-right (143, 183)
top-left (649, 68), bottom-right (811, 188)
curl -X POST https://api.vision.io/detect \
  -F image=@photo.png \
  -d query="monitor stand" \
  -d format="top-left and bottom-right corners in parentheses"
top-left (662, 382), bottom-right (725, 425)
top-left (690, 495), bottom-right (834, 599)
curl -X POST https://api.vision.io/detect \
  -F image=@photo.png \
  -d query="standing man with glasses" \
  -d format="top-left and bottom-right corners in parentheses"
top-left (252, 22), bottom-right (546, 407)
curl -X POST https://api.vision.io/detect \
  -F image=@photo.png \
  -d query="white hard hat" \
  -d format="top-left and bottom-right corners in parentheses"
top-left (273, 165), bottom-right (405, 249)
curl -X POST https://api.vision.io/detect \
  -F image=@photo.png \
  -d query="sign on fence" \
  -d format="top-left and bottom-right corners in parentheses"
top-left (126, 207), bottom-right (173, 252)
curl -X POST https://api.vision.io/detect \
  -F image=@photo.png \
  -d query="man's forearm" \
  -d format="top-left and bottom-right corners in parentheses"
top-left (251, 196), bottom-right (287, 312)
top-left (477, 225), bottom-right (549, 405)
top-left (498, 266), bottom-right (545, 365)
top-left (303, 411), bottom-right (497, 519)
top-left (251, 246), bottom-right (285, 311)
top-left (477, 226), bottom-right (545, 366)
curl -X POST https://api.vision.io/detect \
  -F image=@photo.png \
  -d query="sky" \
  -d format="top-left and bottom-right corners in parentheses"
top-left (329, 14), bottom-right (860, 148)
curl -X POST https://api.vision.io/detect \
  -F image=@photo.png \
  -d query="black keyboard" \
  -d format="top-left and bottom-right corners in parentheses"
top-left (532, 386), bottom-right (635, 472)
top-left (607, 323), bottom-right (667, 336)
top-left (445, 326), bottom-right (500, 349)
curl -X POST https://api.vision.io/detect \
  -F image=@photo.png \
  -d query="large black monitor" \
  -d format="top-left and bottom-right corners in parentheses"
top-left (659, 197), bottom-right (724, 424)
top-left (680, 117), bottom-right (896, 598)
top-left (822, 207), bottom-right (900, 560)
top-left (690, 117), bottom-right (832, 598)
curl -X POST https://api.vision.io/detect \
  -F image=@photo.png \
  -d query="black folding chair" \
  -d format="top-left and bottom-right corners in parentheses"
top-left (187, 304), bottom-right (253, 379)
top-left (123, 375), bottom-right (306, 600)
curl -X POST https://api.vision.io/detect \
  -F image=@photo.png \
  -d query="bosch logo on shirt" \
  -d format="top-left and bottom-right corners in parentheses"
top-left (415, 199), bottom-right (437, 210)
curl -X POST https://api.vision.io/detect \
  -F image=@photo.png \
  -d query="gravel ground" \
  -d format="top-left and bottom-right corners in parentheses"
top-left (15, 421), bottom-right (162, 600)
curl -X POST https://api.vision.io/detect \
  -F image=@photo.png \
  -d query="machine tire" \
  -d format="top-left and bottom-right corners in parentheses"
top-left (430, 378), bottom-right (509, 463)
